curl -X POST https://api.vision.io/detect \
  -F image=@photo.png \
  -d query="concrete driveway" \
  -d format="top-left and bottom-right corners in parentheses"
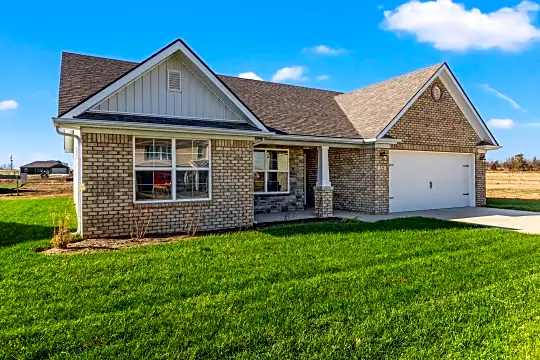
top-left (344, 207), bottom-right (540, 234)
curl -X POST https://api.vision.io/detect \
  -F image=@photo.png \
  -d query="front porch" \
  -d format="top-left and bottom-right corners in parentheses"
top-left (253, 142), bottom-right (392, 220)
top-left (254, 208), bottom-right (389, 224)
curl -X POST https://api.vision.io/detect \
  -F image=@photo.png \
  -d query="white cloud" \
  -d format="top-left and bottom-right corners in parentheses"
top-left (238, 72), bottom-right (263, 81)
top-left (488, 118), bottom-right (515, 129)
top-left (0, 100), bottom-right (18, 111)
top-left (383, 0), bottom-right (540, 51)
top-left (304, 45), bottom-right (347, 55)
top-left (482, 84), bottom-right (526, 112)
top-left (271, 66), bottom-right (308, 82)
top-left (316, 74), bottom-right (330, 81)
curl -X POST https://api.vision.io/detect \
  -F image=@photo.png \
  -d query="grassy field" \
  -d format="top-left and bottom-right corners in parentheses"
top-left (487, 171), bottom-right (540, 212)
top-left (0, 176), bottom-right (71, 198)
top-left (2, 198), bottom-right (540, 358)
top-left (487, 171), bottom-right (540, 200)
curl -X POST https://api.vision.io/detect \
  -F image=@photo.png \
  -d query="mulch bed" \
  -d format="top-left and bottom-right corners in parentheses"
top-left (40, 235), bottom-right (189, 255)
top-left (40, 217), bottom-right (346, 255)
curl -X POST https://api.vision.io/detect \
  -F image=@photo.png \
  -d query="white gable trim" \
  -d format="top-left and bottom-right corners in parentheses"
top-left (61, 40), bottom-right (270, 133)
top-left (377, 64), bottom-right (498, 146)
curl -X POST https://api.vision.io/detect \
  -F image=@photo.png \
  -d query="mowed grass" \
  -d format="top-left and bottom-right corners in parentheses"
top-left (487, 197), bottom-right (540, 212)
top-left (2, 199), bottom-right (540, 358)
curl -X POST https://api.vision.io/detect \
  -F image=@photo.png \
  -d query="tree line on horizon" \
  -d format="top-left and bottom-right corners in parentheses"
top-left (487, 154), bottom-right (540, 171)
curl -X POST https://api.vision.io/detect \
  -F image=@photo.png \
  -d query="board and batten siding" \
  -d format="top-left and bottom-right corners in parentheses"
top-left (92, 54), bottom-right (242, 121)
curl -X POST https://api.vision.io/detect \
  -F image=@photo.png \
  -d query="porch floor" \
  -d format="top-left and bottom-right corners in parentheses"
top-left (254, 209), bottom-right (375, 224)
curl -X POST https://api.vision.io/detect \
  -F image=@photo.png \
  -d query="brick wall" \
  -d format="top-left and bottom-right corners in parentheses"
top-left (388, 79), bottom-right (481, 153)
top-left (81, 132), bottom-right (253, 238)
top-left (329, 148), bottom-right (389, 214)
top-left (475, 153), bottom-right (486, 206)
top-left (254, 146), bottom-right (305, 213)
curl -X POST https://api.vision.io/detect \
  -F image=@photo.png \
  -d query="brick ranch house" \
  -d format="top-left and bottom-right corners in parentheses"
top-left (54, 39), bottom-right (500, 238)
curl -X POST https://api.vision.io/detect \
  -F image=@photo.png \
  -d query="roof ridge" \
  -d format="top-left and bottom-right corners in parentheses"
top-left (62, 51), bottom-right (139, 64)
top-left (337, 62), bottom-right (444, 97)
top-left (218, 74), bottom-right (343, 94)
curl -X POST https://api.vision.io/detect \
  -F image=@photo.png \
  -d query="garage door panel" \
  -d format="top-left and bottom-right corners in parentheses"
top-left (389, 151), bottom-right (472, 213)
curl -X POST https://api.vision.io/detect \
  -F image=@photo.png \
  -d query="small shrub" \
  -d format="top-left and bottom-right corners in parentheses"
top-left (184, 202), bottom-right (203, 236)
top-left (51, 212), bottom-right (72, 249)
top-left (131, 208), bottom-right (151, 241)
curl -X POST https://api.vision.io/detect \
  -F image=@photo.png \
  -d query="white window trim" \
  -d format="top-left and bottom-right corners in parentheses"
top-left (133, 136), bottom-right (212, 204)
top-left (167, 69), bottom-right (182, 92)
top-left (253, 148), bottom-right (290, 195)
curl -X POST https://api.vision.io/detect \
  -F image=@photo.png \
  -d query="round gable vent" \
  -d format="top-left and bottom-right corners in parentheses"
top-left (431, 85), bottom-right (443, 101)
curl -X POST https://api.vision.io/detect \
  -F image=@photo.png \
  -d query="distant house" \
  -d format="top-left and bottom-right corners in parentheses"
top-left (20, 160), bottom-right (70, 175)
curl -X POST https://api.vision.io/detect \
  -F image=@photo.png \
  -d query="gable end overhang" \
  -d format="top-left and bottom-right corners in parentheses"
top-left (59, 39), bottom-right (270, 133)
top-left (376, 63), bottom-right (499, 147)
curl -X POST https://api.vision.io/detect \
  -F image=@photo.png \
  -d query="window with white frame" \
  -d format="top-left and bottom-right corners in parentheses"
top-left (134, 137), bottom-right (210, 202)
top-left (253, 149), bottom-right (289, 194)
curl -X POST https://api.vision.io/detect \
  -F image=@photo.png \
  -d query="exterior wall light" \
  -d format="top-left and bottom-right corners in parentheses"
top-left (379, 150), bottom-right (388, 160)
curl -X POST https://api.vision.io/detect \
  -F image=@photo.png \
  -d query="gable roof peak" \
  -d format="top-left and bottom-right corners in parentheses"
top-left (334, 62), bottom-right (445, 139)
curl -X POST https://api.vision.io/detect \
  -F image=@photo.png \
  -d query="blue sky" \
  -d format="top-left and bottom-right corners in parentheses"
top-left (1, 0), bottom-right (540, 167)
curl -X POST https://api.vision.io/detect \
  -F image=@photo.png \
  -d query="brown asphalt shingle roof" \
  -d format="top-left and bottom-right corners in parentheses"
top-left (335, 63), bottom-right (443, 138)
top-left (58, 53), bottom-right (137, 116)
top-left (58, 52), bottom-right (442, 139)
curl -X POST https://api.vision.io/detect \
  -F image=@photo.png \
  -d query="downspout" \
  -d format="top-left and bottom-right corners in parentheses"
top-left (55, 126), bottom-right (83, 235)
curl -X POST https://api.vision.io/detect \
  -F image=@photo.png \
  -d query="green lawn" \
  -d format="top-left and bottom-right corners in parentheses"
top-left (2, 198), bottom-right (540, 359)
top-left (486, 197), bottom-right (540, 212)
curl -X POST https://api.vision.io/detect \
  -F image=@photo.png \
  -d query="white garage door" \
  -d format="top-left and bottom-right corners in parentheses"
top-left (389, 151), bottom-right (474, 213)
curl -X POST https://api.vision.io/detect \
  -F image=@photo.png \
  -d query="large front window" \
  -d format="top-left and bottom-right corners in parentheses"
top-left (254, 149), bottom-right (289, 194)
top-left (134, 137), bottom-right (211, 202)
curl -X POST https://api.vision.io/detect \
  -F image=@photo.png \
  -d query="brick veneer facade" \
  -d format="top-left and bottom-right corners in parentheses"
top-left (388, 79), bottom-right (481, 153)
top-left (314, 186), bottom-right (333, 217)
top-left (329, 148), bottom-right (389, 215)
top-left (254, 146), bottom-right (305, 213)
top-left (81, 132), bottom-right (253, 238)
top-left (475, 153), bottom-right (487, 206)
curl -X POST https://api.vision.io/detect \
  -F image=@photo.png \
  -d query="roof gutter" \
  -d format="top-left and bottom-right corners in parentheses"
top-left (53, 117), bottom-right (404, 146)
top-left (259, 133), bottom-right (403, 146)
top-left (52, 117), bottom-right (273, 138)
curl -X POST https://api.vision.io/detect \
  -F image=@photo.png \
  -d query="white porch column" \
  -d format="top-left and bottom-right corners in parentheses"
top-left (314, 146), bottom-right (333, 218)
top-left (316, 146), bottom-right (331, 187)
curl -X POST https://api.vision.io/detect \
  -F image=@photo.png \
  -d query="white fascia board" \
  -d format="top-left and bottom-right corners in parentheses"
top-left (52, 117), bottom-right (269, 138)
top-left (476, 145), bottom-right (502, 151)
top-left (60, 40), bottom-right (270, 133)
top-left (377, 64), bottom-right (499, 147)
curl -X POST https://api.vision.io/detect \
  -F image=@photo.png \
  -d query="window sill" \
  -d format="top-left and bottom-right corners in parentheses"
top-left (254, 192), bottom-right (291, 196)
top-left (133, 198), bottom-right (211, 205)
